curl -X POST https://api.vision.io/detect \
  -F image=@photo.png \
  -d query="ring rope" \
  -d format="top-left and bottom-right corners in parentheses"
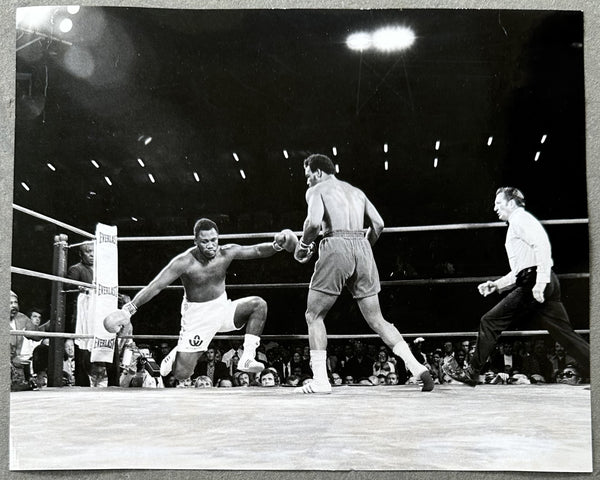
top-left (12, 267), bottom-right (587, 291)
top-left (10, 266), bottom-right (95, 289)
top-left (13, 203), bottom-right (94, 238)
top-left (10, 330), bottom-right (590, 341)
top-left (117, 272), bottom-right (588, 291)
top-left (68, 240), bottom-right (94, 249)
top-left (115, 218), bottom-right (588, 242)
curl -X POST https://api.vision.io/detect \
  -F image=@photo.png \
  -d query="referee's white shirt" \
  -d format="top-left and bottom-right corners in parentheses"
top-left (495, 207), bottom-right (553, 290)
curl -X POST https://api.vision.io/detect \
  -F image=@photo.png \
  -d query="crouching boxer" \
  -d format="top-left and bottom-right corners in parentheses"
top-left (104, 218), bottom-right (297, 383)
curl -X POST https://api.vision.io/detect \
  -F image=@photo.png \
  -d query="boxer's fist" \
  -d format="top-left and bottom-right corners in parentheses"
top-left (273, 229), bottom-right (299, 253)
top-left (477, 281), bottom-right (497, 297)
top-left (103, 302), bottom-right (136, 334)
top-left (103, 310), bottom-right (131, 334)
top-left (294, 240), bottom-right (315, 264)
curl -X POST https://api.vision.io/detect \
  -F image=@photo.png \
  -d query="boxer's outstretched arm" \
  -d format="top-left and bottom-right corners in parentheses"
top-left (229, 242), bottom-right (278, 260)
top-left (130, 254), bottom-right (188, 309)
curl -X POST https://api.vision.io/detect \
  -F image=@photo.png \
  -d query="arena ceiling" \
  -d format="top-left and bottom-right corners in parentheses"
top-left (14, 7), bottom-right (586, 238)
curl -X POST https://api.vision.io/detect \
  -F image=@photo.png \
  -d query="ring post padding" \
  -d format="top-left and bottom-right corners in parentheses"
top-left (48, 234), bottom-right (68, 387)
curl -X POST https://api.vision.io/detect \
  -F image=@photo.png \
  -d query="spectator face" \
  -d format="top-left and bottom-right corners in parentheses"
top-left (64, 339), bottom-right (75, 357)
top-left (292, 366), bottom-right (302, 376)
top-left (557, 367), bottom-right (581, 385)
top-left (331, 373), bottom-right (342, 385)
top-left (444, 342), bottom-right (453, 354)
top-left (433, 352), bottom-right (441, 363)
top-left (377, 351), bottom-right (388, 362)
top-left (195, 377), bottom-right (212, 388)
top-left (554, 343), bottom-right (565, 356)
top-left (534, 341), bottom-right (546, 356)
top-left (386, 373), bottom-right (399, 385)
top-left (218, 379), bottom-right (233, 388)
top-left (461, 341), bottom-right (469, 352)
top-left (344, 375), bottom-right (354, 384)
top-left (260, 372), bottom-right (275, 387)
top-left (206, 349), bottom-right (215, 362)
top-left (30, 311), bottom-right (42, 326)
top-left (503, 344), bottom-right (512, 355)
top-left (456, 350), bottom-right (466, 364)
top-left (80, 244), bottom-right (94, 266)
top-left (10, 294), bottom-right (19, 319)
top-left (160, 343), bottom-right (170, 356)
top-left (292, 352), bottom-right (301, 363)
top-left (237, 372), bottom-right (250, 386)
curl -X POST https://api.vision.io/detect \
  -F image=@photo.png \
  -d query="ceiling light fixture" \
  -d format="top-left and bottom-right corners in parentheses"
top-left (47, 163), bottom-right (56, 171)
top-left (233, 153), bottom-right (239, 162)
top-left (21, 182), bottom-right (30, 191)
top-left (104, 176), bottom-right (112, 186)
top-left (137, 158), bottom-right (145, 167)
top-left (91, 160), bottom-right (100, 168)
top-left (346, 32), bottom-right (372, 51)
top-left (372, 26), bottom-right (415, 52)
top-left (193, 172), bottom-right (200, 182)
top-left (487, 136), bottom-right (493, 146)
top-left (148, 173), bottom-right (155, 183)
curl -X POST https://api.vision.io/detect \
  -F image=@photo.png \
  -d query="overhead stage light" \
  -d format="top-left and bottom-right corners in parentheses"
top-left (59, 18), bottom-right (73, 33)
top-left (347, 32), bottom-right (372, 51)
top-left (372, 26), bottom-right (415, 52)
top-left (67, 6), bottom-right (80, 14)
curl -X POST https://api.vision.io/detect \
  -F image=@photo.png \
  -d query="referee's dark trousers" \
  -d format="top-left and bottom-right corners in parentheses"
top-left (470, 268), bottom-right (590, 376)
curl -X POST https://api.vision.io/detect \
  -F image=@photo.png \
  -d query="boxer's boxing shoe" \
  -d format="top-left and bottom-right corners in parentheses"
top-left (294, 380), bottom-right (332, 394)
top-left (160, 347), bottom-right (177, 376)
top-left (420, 370), bottom-right (435, 392)
top-left (238, 357), bottom-right (265, 374)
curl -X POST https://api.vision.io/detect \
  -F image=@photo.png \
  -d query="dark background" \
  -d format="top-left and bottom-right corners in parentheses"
top-left (12, 8), bottom-right (588, 337)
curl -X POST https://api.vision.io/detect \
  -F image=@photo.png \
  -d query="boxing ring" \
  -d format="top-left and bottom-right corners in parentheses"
top-left (9, 203), bottom-right (593, 472)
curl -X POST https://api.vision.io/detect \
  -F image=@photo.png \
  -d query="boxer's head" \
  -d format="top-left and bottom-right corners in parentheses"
top-left (193, 218), bottom-right (219, 259)
top-left (303, 154), bottom-right (336, 187)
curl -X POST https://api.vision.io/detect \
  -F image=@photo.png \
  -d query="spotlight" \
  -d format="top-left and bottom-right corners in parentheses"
top-left (372, 26), bottom-right (415, 52)
top-left (59, 18), bottom-right (73, 33)
top-left (347, 32), bottom-right (372, 51)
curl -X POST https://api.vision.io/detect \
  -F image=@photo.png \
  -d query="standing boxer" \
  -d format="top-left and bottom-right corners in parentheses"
top-left (443, 187), bottom-right (590, 385)
top-left (104, 218), bottom-right (297, 383)
top-left (293, 154), bottom-right (434, 393)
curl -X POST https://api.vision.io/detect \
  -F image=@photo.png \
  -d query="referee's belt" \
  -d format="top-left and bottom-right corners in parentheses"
top-left (516, 266), bottom-right (537, 280)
